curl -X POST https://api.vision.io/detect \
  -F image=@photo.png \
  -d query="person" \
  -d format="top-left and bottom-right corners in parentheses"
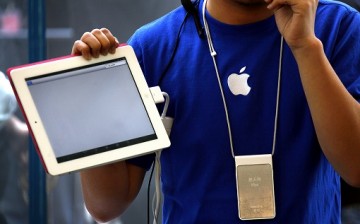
top-left (0, 71), bottom-right (28, 224)
top-left (71, 0), bottom-right (360, 223)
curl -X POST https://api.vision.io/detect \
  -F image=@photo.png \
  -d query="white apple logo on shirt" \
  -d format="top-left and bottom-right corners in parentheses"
top-left (227, 66), bottom-right (251, 96)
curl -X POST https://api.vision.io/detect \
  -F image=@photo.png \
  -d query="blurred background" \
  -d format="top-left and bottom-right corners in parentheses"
top-left (0, 0), bottom-right (359, 224)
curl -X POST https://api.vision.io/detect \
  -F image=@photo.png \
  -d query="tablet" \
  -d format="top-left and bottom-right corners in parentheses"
top-left (7, 45), bottom-right (170, 175)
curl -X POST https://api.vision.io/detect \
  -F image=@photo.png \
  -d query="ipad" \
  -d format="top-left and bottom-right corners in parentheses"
top-left (7, 45), bottom-right (170, 175)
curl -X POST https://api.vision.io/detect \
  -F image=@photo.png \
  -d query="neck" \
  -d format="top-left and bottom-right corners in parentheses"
top-left (206, 0), bottom-right (274, 25)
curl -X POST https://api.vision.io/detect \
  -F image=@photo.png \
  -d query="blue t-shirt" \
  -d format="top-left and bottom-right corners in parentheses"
top-left (128, 0), bottom-right (360, 223)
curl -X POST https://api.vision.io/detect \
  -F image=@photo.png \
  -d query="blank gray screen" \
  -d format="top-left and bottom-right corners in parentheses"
top-left (27, 58), bottom-right (156, 162)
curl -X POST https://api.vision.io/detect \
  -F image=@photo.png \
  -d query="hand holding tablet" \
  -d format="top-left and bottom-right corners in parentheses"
top-left (7, 45), bottom-right (170, 175)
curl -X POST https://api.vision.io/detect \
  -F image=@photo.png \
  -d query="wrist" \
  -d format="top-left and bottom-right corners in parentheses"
top-left (290, 37), bottom-right (323, 60)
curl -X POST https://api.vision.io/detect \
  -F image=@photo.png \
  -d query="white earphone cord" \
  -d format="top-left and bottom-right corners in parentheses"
top-left (202, 0), bottom-right (283, 157)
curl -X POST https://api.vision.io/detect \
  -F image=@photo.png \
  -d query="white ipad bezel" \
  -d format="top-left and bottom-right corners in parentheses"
top-left (8, 45), bottom-right (170, 175)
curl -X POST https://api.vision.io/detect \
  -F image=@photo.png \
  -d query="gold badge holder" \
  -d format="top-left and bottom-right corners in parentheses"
top-left (235, 154), bottom-right (276, 220)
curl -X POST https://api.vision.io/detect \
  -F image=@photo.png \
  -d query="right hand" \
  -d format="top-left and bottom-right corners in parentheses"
top-left (71, 28), bottom-right (120, 60)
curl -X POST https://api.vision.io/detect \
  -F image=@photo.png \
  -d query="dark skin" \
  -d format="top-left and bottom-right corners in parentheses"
top-left (72, 0), bottom-right (360, 222)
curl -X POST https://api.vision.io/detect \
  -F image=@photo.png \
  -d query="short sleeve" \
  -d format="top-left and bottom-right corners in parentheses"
top-left (126, 153), bottom-right (155, 171)
top-left (330, 9), bottom-right (360, 102)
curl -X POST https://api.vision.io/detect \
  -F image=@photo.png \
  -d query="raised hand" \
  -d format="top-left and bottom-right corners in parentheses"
top-left (71, 28), bottom-right (119, 60)
top-left (266, 0), bottom-right (319, 50)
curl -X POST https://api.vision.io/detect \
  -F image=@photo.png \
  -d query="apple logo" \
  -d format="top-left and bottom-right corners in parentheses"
top-left (227, 66), bottom-right (251, 96)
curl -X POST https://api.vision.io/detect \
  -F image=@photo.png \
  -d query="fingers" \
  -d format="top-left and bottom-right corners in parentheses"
top-left (265, 0), bottom-right (287, 11)
top-left (100, 28), bottom-right (119, 54)
top-left (265, 0), bottom-right (318, 11)
top-left (71, 28), bottom-right (120, 60)
top-left (72, 39), bottom-right (92, 60)
top-left (264, 0), bottom-right (318, 49)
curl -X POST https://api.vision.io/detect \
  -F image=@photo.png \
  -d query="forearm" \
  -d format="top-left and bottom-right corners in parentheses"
top-left (292, 38), bottom-right (360, 186)
top-left (80, 161), bottom-right (146, 222)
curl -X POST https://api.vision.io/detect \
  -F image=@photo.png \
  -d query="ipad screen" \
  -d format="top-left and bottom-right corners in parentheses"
top-left (26, 58), bottom-right (156, 163)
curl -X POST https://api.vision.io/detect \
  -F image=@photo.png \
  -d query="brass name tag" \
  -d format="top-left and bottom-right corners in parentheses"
top-left (235, 154), bottom-right (276, 220)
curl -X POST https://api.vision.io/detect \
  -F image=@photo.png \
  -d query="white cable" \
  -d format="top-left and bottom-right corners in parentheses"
top-left (202, 0), bottom-right (235, 158)
top-left (152, 91), bottom-right (170, 224)
top-left (161, 92), bottom-right (170, 119)
top-left (271, 37), bottom-right (284, 156)
top-left (152, 150), bottom-right (162, 224)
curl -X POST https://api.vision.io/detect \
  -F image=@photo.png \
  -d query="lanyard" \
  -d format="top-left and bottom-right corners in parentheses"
top-left (201, 0), bottom-right (284, 158)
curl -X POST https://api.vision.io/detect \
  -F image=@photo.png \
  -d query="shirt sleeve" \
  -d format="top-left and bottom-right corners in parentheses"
top-left (330, 9), bottom-right (360, 102)
top-left (126, 153), bottom-right (155, 171)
